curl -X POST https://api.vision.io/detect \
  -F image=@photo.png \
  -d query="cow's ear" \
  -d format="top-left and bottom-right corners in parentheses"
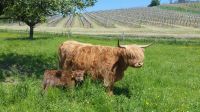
top-left (141, 48), bottom-right (145, 52)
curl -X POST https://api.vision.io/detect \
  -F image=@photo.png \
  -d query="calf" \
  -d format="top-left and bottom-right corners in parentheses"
top-left (43, 70), bottom-right (85, 90)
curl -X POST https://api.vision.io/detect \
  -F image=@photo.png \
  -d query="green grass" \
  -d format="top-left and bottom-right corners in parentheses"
top-left (0, 31), bottom-right (200, 111)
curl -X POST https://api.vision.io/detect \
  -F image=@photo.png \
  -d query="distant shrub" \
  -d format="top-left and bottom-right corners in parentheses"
top-left (148, 0), bottom-right (160, 7)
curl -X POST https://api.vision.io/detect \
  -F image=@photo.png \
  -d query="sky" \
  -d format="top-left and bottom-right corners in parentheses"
top-left (85, 0), bottom-right (170, 12)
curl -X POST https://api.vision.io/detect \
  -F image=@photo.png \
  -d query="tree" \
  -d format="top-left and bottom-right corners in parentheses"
top-left (148, 0), bottom-right (160, 7)
top-left (170, 0), bottom-right (173, 4)
top-left (0, 1), bottom-right (4, 15)
top-left (3, 0), bottom-right (96, 39)
top-left (0, 0), bottom-right (14, 15)
top-left (178, 0), bottom-right (186, 3)
top-left (0, 0), bottom-right (6, 15)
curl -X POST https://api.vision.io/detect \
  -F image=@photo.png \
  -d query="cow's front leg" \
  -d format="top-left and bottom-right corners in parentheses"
top-left (103, 76), bottom-right (114, 96)
top-left (107, 84), bottom-right (114, 96)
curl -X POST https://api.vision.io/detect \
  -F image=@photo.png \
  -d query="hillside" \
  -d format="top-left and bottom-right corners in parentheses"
top-left (160, 2), bottom-right (200, 14)
top-left (86, 7), bottom-right (200, 28)
top-left (0, 3), bottom-right (200, 38)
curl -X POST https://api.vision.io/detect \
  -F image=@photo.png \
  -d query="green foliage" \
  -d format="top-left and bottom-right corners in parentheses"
top-left (148, 0), bottom-right (160, 7)
top-left (5, 0), bottom-right (59, 25)
top-left (178, 0), bottom-right (186, 3)
top-left (4, 0), bottom-right (96, 23)
top-left (0, 0), bottom-right (13, 15)
top-left (0, 31), bottom-right (200, 111)
top-left (3, 0), bottom-right (96, 39)
top-left (0, 1), bottom-right (4, 15)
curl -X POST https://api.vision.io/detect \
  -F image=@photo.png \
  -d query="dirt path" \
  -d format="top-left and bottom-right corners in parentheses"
top-left (56, 17), bottom-right (68, 28)
top-left (83, 15), bottom-right (105, 28)
top-left (72, 16), bottom-right (82, 28)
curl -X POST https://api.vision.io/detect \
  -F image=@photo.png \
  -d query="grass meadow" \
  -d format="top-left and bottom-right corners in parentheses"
top-left (0, 30), bottom-right (200, 112)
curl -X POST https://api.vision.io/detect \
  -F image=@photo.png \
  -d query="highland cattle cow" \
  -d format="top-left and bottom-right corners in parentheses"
top-left (58, 40), bottom-right (150, 95)
top-left (43, 70), bottom-right (85, 90)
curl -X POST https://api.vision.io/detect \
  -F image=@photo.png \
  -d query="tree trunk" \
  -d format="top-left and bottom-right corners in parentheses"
top-left (29, 25), bottom-right (34, 39)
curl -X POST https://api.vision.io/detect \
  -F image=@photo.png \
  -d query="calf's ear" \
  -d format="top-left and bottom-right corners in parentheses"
top-left (71, 71), bottom-right (77, 78)
top-left (71, 75), bottom-right (75, 80)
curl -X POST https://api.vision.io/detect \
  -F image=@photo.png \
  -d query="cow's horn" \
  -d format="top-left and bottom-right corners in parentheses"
top-left (118, 40), bottom-right (120, 47)
top-left (118, 40), bottom-right (125, 48)
top-left (138, 43), bottom-right (153, 48)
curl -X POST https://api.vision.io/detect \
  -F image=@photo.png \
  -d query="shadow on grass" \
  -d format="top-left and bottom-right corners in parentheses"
top-left (0, 53), bottom-right (132, 97)
top-left (113, 86), bottom-right (131, 98)
top-left (0, 53), bottom-right (58, 80)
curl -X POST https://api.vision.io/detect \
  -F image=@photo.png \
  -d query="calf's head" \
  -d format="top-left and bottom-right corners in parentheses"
top-left (71, 70), bottom-right (85, 82)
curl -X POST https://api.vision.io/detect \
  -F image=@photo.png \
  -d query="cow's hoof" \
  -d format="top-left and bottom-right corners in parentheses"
top-left (108, 91), bottom-right (114, 96)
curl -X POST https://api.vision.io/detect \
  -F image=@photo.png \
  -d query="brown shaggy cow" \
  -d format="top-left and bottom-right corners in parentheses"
top-left (43, 70), bottom-right (85, 90)
top-left (58, 40), bottom-right (150, 95)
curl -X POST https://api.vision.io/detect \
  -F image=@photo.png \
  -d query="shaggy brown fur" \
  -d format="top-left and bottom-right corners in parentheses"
top-left (43, 70), bottom-right (85, 90)
top-left (59, 40), bottom-right (147, 95)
